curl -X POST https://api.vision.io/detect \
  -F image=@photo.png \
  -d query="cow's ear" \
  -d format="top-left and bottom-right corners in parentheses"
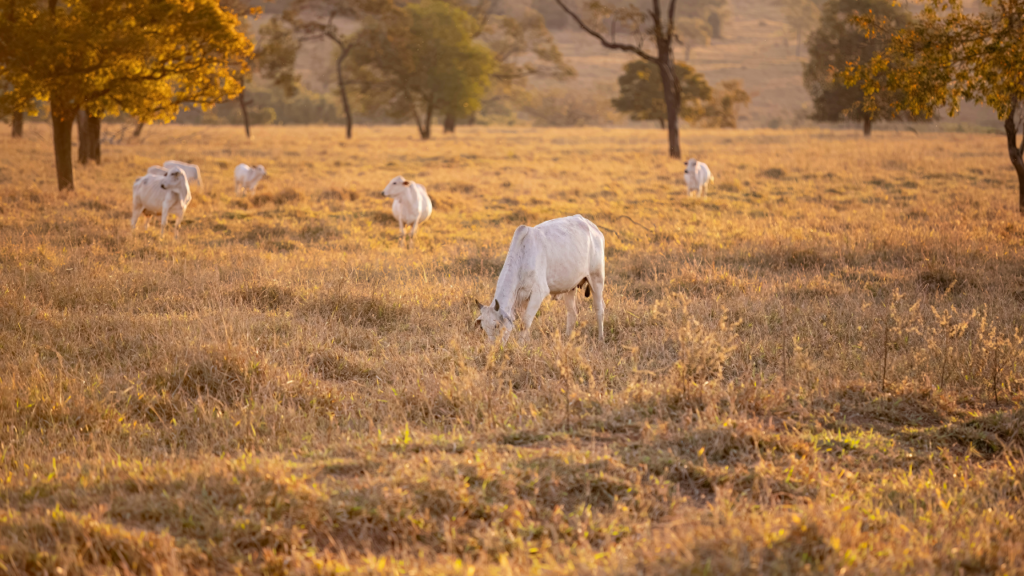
top-left (402, 180), bottom-right (410, 186)
top-left (494, 301), bottom-right (500, 312)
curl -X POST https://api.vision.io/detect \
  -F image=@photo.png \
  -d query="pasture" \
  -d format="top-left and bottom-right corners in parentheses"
top-left (1, 124), bottom-right (1023, 574)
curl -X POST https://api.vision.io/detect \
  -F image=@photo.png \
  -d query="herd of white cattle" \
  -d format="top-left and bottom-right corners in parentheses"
top-left (128, 156), bottom-right (714, 343)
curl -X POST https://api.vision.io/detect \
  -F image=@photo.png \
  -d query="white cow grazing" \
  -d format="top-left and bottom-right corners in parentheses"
top-left (475, 215), bottom-right (606, 344)
top-left (131, 167), bottom-right (192, 238)
top-left (234, 163), bottom-right (266, 196)
top-left (684, 158), bottom-right (714, 197)
top-left (163, 160), bottom-right (203, 192)
top-left (381, 175), bottom-right (433, 246)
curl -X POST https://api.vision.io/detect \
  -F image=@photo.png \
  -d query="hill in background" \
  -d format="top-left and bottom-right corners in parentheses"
top-left (237, 0), bottom-right (1002, 130)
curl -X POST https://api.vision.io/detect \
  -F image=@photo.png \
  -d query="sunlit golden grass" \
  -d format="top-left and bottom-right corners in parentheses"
top-left (2, 123), bottom-right (1024, 574)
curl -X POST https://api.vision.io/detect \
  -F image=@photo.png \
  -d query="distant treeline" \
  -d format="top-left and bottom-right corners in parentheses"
top-left (176, 85), bottom-right (355, 126)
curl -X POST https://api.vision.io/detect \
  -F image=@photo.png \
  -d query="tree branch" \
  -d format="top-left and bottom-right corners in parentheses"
top-left (553, 0), bottom-right (656, 61)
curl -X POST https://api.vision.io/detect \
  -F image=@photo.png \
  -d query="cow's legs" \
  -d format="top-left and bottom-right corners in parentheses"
top-left (409, 219), bottom-right (420, 247)
top-left (131, 206), bottom-right (143, 230)
top-left (589, 276), bottom-right (605, 342)
top-left (563, 290), bottom-right (579, 337)
top-left (160, 208), bottom-right (170, 235)
top-left (519, 290), bottom-right (547, 343)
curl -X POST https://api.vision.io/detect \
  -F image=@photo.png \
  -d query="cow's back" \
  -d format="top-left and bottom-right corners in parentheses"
top-left (532, 215), bottom-right (602, 293)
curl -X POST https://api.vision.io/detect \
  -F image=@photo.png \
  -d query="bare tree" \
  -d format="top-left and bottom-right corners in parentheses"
top-left (287, 0), bottom-right (383, 139)
top-left (554, 0), bottom-right (684, 158)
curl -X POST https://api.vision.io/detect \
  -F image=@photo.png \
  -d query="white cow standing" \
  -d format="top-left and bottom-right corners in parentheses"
top-left (475, 215), bottom-right (606, 344)
top-left (234, 163), bottom-right (266, 196)
top-left (131, 167), bottom-right (192, 238)
top-left (381, 175), bottom-right (433, 246)
top-left (684, 158), bottom-right (714, 197)
top-left (163, 160), bottom-right (203, 192)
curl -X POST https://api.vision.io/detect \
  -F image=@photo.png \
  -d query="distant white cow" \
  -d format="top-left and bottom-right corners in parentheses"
top-left (234, 163), bottom-right (266, 196)
top-left (131, 167), bottom-right (192, 238)
top-left (475, 214), bottom-right (606, 344)
top-left (684, 158), bottom-right (714, 197)
top-left (381, 175), bottom-right (433, 246)
top-left (163, 160), bottom-right (203, 192)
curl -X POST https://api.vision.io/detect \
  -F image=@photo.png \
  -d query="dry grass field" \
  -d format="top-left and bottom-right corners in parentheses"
top-left (2, 123), bottom-right (1024, 574)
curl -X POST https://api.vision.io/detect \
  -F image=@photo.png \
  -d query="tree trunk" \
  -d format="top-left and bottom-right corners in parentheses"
top-left (418, 100), bottom-right (434, 140)
top-left (239, 88), bottom-right (252, 139)
top-left (11, 111), bottom-right (23, 138)
top-left (87, 115), bottom-right (101, 164)
top-left (76, 112), bottom-right (102, 164)
top-left (336, 51), bottom-right (353, 139)
top-left (795, 32), bottom-right (801, 57)
top-left (443, 113), bottom-right (456, 133)
top-left (685, 44), bottom-right (691, 61)
top-left (77, 111), bottom-right (89, 164)
top-left (51, 105), bottom-right (77, 191)
top-left (659, 118), bottom-right (665, 129)
top-left (1004, 111), bottom-right (1024, 215)
top-left (133, 121), bottom-right (144, 138)
top-left (863, 116), bottom-right (872, 137)
top-left (656, 59), bottom-right (681, 158)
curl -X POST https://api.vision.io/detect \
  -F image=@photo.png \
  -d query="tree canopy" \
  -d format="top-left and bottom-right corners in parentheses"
top-left (842, 0), bottom-right (1024, 211)
top-left (612, 60), bottom-right (711, 127)
top-left (804, 0), bottom-right (913, 135)
top-left (351, 0), bottom-right (494, 139)
top-left (0, 0), bottom-right (252, 189)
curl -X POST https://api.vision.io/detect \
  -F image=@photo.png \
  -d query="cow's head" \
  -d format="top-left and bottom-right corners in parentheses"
top-left (382, 175), bottom-right (411, 197)
top-left (474, 299), bottom-right (513, 343)
top-left (160, 168), bottom-right (191, 203)
top-left (685, 158), bottom-right (697, 174)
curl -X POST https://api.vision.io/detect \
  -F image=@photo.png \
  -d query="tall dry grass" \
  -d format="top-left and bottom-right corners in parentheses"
top-left (1, 123), bottom-right (1023, 574)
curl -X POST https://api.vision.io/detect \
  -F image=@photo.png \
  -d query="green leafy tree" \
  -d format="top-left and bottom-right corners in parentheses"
top-left (805, 0), bottom-right (912, 136)
top-left (843, 0), bottom-right (1024, 212)
top-left (351, 0), bottom-right (494, 140)
top-left (0, 0), bottom-right (252, 190)
top-left (612, 60), bottom-right (711, 127)
top-left (442, 0), bottom-right (573, 132)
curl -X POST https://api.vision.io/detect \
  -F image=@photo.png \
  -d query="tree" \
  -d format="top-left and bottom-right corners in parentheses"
top-left (0, 80), bottom-right (28, 137)
top-left (612, 60), bottom-right (711, 127)
top-left (287, 0), bottom-right (387, 140)
top-left (805, 0), bottom-right (913, 136)
top-left (676, 17), bottom-right (711, 61)
top-left (775, 0), bottom-right (820, 57)
top-left (842, 0), bottom-right (1024, 212)
top-left (441, 0), bottom-right (573, 133)
top-left (0, 0), bottom-right (252, 190)
top-left (10, 111), bottom-right (21, 137)
top-left (351, 0), bottom-right (494, 140)
top-left (237, 16), bottom-right (300, 139)
top-left (554, 0), bottom-right (686, 158)
top-left (698, 80), bottom-right (751, 127)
